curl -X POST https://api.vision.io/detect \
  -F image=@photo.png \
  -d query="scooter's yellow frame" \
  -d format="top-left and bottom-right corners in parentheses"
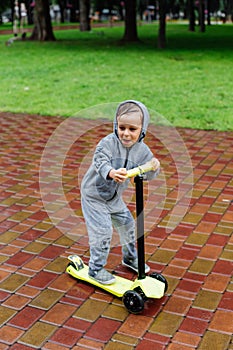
top-left (66, 163), bottom-right (167, 313)
top-left (66, 255), bottom-right (165, 299)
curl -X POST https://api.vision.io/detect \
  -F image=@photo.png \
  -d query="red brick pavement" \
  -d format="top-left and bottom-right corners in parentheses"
top-left (0, 112), bottom-right (232, 349)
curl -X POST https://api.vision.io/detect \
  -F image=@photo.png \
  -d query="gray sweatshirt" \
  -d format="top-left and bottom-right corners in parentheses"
top-left (81, 100), bottom-right (159, 206)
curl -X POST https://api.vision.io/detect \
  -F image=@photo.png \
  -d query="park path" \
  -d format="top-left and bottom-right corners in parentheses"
top-left (0, 112), bottom-right (232, 349)
top-left (0, 22), bottom-right (122, 36)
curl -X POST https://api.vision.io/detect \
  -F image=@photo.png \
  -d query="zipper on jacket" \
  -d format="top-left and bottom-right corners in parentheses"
top-left (123, 148), bottom-right (129, 168)
top-left (107, 148), bottom-right (130, 202)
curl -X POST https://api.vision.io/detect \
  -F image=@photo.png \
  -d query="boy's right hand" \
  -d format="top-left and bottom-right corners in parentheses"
top-left (109, 168), bottom-right (127, 183)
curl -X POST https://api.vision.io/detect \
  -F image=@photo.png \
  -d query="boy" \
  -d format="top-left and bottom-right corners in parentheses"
top-left (81, 100), bottom-right (160, 284)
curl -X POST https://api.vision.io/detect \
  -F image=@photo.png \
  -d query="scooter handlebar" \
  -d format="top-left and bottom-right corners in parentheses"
top-left (126, 159), bottom-right (158, 178)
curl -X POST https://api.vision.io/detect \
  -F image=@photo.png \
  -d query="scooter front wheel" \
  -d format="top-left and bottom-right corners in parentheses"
top-left (122, 290), bottom-right (144, 314)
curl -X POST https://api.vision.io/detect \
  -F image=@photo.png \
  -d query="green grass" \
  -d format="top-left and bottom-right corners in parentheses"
top-left (0, 22), bottom-right (232, 130)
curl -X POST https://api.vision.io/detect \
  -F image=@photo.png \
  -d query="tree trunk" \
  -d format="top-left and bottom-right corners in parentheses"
top-left (158, 0), bottom-right (166, 49)
top-left (25, 0), bottom-right (33, 25)
top-left (199, 0), bottom-right (205, 32)
top-left (11, 0), bottom-right (15, 25)
top-left (207, 0), bottom-right (211, 25)
top-left (122, 0), bottom-right (139, 42)
top-left (58, 0), bottom-right (65, 23)
top-left (30, 0), bottom-right (56, 41)
top-left (187, 0), bottom-right (195, 31)
top-left (69, 0), bottom-right (77, 23)
top-left (79, 0), bottom-right (91, 31)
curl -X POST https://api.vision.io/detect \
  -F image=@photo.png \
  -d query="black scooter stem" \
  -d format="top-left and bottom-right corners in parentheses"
top-left (134, 175), bottom-right (146, 280)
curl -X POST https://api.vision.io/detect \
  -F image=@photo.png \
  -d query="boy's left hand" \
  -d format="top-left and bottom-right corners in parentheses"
top-left (150, 157), bottom-right (160, 171)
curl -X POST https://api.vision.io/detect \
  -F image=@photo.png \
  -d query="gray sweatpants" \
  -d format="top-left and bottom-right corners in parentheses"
top-left (81, 196), bottom-right (137, 271)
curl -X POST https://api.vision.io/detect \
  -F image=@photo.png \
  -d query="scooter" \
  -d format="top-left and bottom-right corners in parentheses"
top-left (66, 161), bottom-right (168, 314)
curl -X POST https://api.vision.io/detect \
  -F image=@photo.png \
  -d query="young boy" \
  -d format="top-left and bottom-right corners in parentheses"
top-left (81, 100), bottom-right (160, 284)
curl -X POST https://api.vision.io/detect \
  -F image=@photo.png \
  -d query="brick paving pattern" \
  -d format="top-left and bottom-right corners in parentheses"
top-left (0, 112), bottom-right (232, 349)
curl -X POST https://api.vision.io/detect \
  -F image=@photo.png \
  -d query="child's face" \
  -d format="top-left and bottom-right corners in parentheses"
top-left (117, 113), bottom-right (142, 148)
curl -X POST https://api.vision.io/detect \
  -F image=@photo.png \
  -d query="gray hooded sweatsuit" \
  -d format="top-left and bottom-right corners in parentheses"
top-left (81, 100), bottom-right (159, 272)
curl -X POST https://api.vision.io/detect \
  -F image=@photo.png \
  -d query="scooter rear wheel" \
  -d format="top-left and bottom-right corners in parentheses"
top-left (149, 272), bottom-right (168, 293)
top-left (122, 290), bottom-right (144, 314)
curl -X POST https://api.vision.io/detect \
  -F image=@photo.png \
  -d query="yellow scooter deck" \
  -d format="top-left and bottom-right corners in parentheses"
top-left (66, 255), bottom-right (165, 299)
top-left (66, 261), bottom-right (133, 297)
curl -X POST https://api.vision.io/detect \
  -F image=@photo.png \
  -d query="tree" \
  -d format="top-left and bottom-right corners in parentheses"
top-left (30, 0), bottom-right (56, 41)
top-left (158, 0), bottom-right (167, 48)
top-left (122, 0), bottom-right (139, 42)
top-left (198, 0), bottom-right (205, 32)
top-left (206, 0), bottom-right (211, 25)
top-left (187, 0), bottom-right (195, 31)
top-left (58, 0), bottom-right (66, 23)
top-left (25, 0), bottom-right (33, 25)
top-left (79, 0), bottom-right (91, 31)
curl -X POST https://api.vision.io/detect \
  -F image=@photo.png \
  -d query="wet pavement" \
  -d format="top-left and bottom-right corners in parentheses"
top-left (0, 112), bottom-right (232, 349)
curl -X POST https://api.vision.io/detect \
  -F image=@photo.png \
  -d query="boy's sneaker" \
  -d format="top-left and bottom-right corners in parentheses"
top-left (88, 268), bottom-right (116, 285)
top-left (122, 257), bottom-right (150, 274)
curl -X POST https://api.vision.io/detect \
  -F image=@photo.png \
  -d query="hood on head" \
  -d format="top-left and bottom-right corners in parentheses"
top-left (114, 100), bottom-right (150, 142)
